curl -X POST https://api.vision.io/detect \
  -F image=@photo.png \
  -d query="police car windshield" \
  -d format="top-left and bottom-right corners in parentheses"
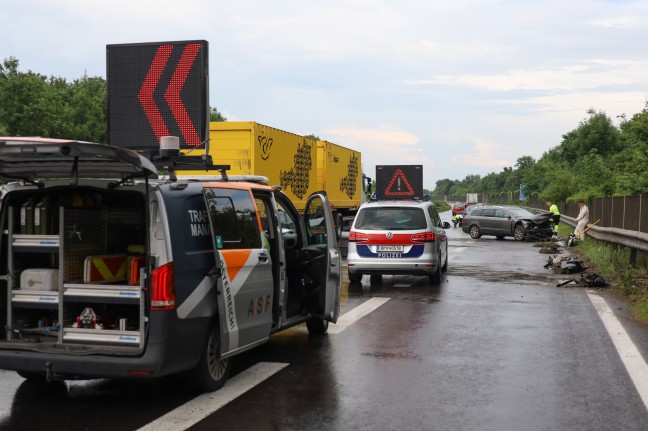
top-left (355, 207), bottom-right (427, 230)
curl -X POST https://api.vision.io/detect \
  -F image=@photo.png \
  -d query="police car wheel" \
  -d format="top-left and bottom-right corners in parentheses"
top-left (306, 317), bottom-right (329, 334)
top-left (429, 255), bottom-right (442, 285)
top-left (370, 274), bottom-right (382, 285)
top-left (192, 323), bottom-right (232, 392)
top-left (348, 271), bottom-right (362, 283)
top-left (441, 247), bottom-right (448, 273)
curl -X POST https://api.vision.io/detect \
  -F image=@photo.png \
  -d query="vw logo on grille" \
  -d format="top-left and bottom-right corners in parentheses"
top-left (386, 232), bottom-right (393, 239)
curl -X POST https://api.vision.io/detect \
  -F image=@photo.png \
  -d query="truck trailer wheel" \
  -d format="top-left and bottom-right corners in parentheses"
top-left (335, 213), bottom-right (343, 240)
top-left (191, 322), bottom-right (231, 392)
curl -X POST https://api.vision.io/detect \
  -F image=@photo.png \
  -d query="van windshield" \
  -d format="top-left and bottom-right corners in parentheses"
top-left (355, 207), bottom-right (426, 230)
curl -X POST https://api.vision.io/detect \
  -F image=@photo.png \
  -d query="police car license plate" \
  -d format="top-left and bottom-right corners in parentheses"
top-left (377, 245), bottom-right (404, 252)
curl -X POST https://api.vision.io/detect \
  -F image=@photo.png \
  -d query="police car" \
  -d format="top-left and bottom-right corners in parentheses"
top-left (346, 199), bottom-right (448, 284)
top-left (0, 137), bottom-right (341, 391)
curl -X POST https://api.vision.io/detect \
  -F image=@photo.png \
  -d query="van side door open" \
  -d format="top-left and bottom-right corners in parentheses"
top-left (301, 193), bottom-right (341, 322)
top-left (202, 185), bottom-right (274, 357)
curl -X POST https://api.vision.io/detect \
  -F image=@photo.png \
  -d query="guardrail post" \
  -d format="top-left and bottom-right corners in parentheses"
top-left (630, 248), bottom-right (637, 266)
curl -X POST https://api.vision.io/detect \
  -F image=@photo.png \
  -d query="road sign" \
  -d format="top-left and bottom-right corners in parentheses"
top-left (107, 40), bottom-right (209, 151)
top-left (376, 165), bottom-right (423, 200)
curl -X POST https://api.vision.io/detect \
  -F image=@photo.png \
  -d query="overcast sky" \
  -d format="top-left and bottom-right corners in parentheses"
top-left (3, 0), bottom-right (648, 188)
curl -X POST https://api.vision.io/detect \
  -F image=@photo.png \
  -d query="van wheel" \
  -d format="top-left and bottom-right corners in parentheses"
top-left (429, 255), bottom-right (442, 285)
top-left (469, 225), bottom-right (481, 239)
top-left (306, 317), bottom-right (329, 334)
top-left (191, 322), bottom-right (231, 392)
top-left (348, 271), bottom-right (362, 283)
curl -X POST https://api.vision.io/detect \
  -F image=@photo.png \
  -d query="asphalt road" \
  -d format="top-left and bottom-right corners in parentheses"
top-left (1, 210), bottom-right (648, 430)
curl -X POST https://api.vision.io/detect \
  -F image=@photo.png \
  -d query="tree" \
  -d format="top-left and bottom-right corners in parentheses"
top-left (210, 107), bottom-right (226, 122)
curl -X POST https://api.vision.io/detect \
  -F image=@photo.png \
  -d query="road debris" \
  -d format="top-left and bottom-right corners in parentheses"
top-left (556, 273), bottom-right (609, 288)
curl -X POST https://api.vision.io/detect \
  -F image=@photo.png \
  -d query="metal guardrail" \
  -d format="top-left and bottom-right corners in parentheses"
top-left (560, 215), bottom-right (648, 268)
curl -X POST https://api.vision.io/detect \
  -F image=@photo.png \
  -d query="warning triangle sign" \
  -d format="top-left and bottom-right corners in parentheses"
top-left (384, 169), bottom-right (414, 196)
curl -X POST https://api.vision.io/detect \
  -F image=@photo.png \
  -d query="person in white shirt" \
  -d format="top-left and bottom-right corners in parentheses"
top-left (575, 199), bottom-right (589, 240)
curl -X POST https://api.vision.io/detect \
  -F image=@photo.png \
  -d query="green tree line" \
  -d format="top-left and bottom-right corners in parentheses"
top-left (0, 57), bottom-right (226, 142)
top-left (432, 107), bottom-right (648, 201)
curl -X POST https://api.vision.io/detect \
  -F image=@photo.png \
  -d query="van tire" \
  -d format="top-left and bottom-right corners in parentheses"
top-left (191, 322), bottom-right (231, 392)
top-left (306, 317), bottom-right (329, 334)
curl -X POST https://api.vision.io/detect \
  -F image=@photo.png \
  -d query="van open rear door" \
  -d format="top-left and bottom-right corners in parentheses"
top-left (302, 193), bottom-right (341, 323)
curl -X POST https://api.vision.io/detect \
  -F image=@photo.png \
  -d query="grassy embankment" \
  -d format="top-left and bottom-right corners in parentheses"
top-left (556, 224), bottom-right (648, 324)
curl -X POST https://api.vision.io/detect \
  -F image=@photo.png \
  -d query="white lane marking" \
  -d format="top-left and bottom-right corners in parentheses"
top-left (587, 291), bottom-right (648, 411)
top-left (328, 297), bottom-right (390, 334)
top-left (138, 362), bottom-right (288, 431)
top-left (449, 246), bottom-right (467, 262)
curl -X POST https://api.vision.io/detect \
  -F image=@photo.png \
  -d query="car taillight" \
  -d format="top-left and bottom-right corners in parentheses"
top-left (411, 231), bottom-right (436, 242)
top-left (348, 231), bottom-right (369, 242)
top-left (151, 262), bottom-right (176, 311)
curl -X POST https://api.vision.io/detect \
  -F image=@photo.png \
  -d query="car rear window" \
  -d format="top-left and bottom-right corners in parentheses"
top-left (355, 207), bottom-right (427, 230)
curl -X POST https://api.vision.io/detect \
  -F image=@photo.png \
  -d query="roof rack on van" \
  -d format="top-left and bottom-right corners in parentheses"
top-left (144, 136), bottom-right (230, 182)
top-left (168, 175), bottom-right (269, 184)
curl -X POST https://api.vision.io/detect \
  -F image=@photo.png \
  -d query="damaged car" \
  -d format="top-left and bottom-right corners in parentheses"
top-left (461, 205), bottom-right (554, 241)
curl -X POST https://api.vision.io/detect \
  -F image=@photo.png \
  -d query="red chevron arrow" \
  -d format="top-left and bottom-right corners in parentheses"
top-left (138, 44), bottom-right (173, 141)
top-left (164, 43), bottom-right (201, 146)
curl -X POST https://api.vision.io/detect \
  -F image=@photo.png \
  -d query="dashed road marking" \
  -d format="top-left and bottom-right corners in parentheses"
top-left (449, 246), bottom-right (467, 262)
top-left (137, 362), bottom-right (288, 431)
top-left (328, 297), bottom-right (391, 334)
top-left (587, 291), bottom-right (648, 411)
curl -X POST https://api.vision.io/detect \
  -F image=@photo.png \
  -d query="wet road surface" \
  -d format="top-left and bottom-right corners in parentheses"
top-left (2, 211), bottom-right (648, 430)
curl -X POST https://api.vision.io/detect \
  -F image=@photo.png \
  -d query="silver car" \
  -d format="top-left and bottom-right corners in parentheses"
top-left (346, 200), bottom-right (449, 284)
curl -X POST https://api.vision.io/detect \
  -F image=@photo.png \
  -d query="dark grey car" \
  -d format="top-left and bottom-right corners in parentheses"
top-left (461, 205), bottom-right (553, 240)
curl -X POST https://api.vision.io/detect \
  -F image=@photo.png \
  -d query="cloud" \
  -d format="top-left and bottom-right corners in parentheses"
top-left (322, 125), bottom-right (437, 186)
top-left (406, 59), bottom-right (648, 92)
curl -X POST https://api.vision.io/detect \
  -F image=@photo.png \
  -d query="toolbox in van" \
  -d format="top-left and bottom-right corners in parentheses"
top-left (20, 269), bottom-right (59, 291)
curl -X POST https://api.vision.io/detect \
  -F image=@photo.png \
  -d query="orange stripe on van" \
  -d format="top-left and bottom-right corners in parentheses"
top-left (220, 249), bottom-right (252, 281)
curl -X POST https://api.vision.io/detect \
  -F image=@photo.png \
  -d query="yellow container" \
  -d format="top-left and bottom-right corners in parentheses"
top-left (316, 140), bottom-right (362, 213)
top-left (179, 121), bottom-right (363, 214)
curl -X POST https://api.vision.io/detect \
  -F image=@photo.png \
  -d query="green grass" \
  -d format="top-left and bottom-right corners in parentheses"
top-left (434, 201), bottom-right (451, 212)
top-left (557, 224), bottom-right (648, 324)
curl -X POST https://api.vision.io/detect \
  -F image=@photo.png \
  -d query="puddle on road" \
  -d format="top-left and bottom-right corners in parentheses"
top-left (361, 351), bottom-right (422, 361)
top-left (448, 265), bottom-right (555, 285)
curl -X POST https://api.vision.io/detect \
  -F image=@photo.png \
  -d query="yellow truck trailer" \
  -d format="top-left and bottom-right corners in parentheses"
top-left (198, 121), bottom-right (366, 228)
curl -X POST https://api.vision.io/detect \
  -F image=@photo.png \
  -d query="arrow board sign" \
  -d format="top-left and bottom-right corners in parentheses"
top-left (107, 40), bottom-right (209, 151)
top-left (376, 165), bottom-right (423, 200)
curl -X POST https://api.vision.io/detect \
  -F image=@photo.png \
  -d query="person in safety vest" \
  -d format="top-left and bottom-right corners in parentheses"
top-left (452, 213), bottom-right (462, 228)
top-left (546, 201), bottom-right (560, 232)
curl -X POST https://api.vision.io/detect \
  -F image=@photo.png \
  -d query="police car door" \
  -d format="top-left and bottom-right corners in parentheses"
top-left (203, 185), bottom-right (274, 356)
top-left (302, 193), bottom-right (341, 322)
